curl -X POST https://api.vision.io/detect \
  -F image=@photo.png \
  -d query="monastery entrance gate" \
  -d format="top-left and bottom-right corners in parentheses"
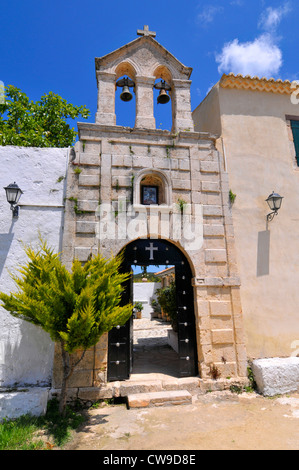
top-left (52, 26), bottom-right (249, 399)
top-left (107, 239), bottom-right (198, 382)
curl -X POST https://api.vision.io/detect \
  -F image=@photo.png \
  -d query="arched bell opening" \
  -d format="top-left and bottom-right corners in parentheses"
top-left (115, 75), bottom-right (136, 128)
top-left (153, 65), bottom-right (173, 131)
top-left (107, 238), bottom-right (199, 382)
top-left (114, 62), bottom-right (137, 128)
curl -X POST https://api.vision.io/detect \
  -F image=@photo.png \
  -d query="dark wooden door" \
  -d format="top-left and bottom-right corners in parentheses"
top-left (107, 267), bottom-right (133, 382)
top-left (107, 239), bottom-right (198, 381)
top-left (175, 263), bottom-right (198, 377)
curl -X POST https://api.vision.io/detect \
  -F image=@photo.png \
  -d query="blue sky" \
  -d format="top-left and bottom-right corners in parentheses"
top-left (1, 0), bottom-right (298, 130)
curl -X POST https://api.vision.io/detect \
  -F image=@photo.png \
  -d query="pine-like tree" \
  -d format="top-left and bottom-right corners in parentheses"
top-left (0, 239), bottom-right (132, 414)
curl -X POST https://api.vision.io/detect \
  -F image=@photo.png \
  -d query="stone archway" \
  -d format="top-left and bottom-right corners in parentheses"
top-left (107, 238), bottom-right (198, 382)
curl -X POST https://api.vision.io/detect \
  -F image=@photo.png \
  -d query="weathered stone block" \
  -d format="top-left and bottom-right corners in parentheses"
top-left (112, 175), bottom-right (131, 187)
top-left (210, 315), bottom-right (233, 331)
top-left (77, 200), bottom-right (99, 212)
top-left (200, 161), bottom-right (219, 173)
top-left (96, 333), bottom-right (108, 350)
top-left (119, 381), bottom-right (162, 396)
top-left (94, 348), bottom-right (108, 369)
top-left (205, 249), bottom-right (227, 263)
top-left (191, 179), bottom-right (201, 192)
top-left (79, 153), bottom-right (101, 166)
top-left (77, 187), bottom-right (100, 201)
top-left (212, 344), bottom-right (236, 364)
top-left (111, 155), bottom-right (123, 167)
top-left (127, 390), bottom-right (192, 408)
top-left (179, 159), bottom-right (190, 171)
top-left (0, 388), bottom-right (50, 421)
top-left (133, 156), bottom-right (153, 168)
top-left (196, 300), bottom-right (210, 317)
top-left (153, 157), bottom-right (171, 169)
top-left (203, 225), bottom-right (225, 238)
top-left (172, 179), bottom-right (191, 190)
top-left (203, 205), bottom-right (223, 217)
top-left (199, 328), bottom-right (212, 345)
top-left (252, 357), bottom-right (299, 396)
top-left (209, 300), bottom-right (231, 316)
top-left (211, 329), bottom-right (234, 344)
top-left (78, 386), bottom-right (113, 401)
top-left (67, 370), bottom-right (94, 388)
top-left (79, 174), bottom-right (100, 186)
top-left (74, 247), bottom-right (98, 262)
top-left (202, 181), bottom-right (220, 193)
top-left (76, 221), bottom-right (96, 234)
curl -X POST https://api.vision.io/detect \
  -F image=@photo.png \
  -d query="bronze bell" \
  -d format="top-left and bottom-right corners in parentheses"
top-left (116, 77), bottom-right (135, 102)
top-left (120, 85), bottom-right (133, 102)
top-left (154, 80), bottom-right (171, 104)
top-left (157, 88), bottom-right (170, 104)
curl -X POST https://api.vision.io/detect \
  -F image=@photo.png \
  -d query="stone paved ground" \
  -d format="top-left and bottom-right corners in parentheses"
top-left (132, 317), bottom-right (179, 379)
top-left (133, 317), bottom-right (171, 347)
top-left (65, 392), bottom-right (299, 450)
top-left (64, 316), bottom-right (299, 450)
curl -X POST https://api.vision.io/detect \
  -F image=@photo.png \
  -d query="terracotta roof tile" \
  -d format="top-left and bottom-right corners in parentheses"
top-left (220, 73), bottom-right (298, 95)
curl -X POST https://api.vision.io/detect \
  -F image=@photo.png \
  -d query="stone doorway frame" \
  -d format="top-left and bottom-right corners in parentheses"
top-left (107, 238), bottom-right (199, 382)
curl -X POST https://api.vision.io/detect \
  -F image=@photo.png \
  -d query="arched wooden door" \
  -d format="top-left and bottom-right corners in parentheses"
top-left (107, 239), bottom-right (198, 382)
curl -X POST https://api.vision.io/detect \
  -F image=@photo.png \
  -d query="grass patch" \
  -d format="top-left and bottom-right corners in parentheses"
top-left (0, 414), bottom-right (45, 450)
top-left (0, 399), bottom-right (86, 450)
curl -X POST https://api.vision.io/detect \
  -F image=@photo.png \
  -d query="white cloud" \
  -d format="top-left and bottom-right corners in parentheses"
top-left (216, 33), bottom-right (283, 78)
top-left (215, 2), bottom-right (292, 78)
top-left (258, 3), bottom-right (291, 32)
top-left (230, 0), bottom-right (244, 5)
top-left (197, 5), bottom-right (224, 25)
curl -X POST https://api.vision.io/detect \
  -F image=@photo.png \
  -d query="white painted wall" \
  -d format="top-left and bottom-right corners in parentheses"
top-left (193, 84), bottom-right (299, 358)
top-left (133, 282), bottom-right (161, 318)
top-left (0, 146), bottom-right (69, 387)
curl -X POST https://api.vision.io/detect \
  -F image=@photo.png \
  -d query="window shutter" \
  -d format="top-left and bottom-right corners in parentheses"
top-left (291, 121), bottom-right (299, 165)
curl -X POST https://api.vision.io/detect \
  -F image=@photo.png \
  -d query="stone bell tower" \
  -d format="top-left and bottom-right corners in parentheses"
top-left (95, 25), bottom-right (194, 133)
top-left (54, 26), bottom-right (248, 399)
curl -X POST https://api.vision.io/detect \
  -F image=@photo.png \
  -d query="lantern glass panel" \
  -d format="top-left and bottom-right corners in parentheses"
top-left (267, 197), bottom-right (275, 211)
top-left (4, 183), bottom-right (23, 205)
top-left (266, 192), bottom-right (283, 212)
top-left (273, 196), bottom-right (282, 210)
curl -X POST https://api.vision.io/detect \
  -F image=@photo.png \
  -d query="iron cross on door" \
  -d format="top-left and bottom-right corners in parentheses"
top-left (145, 242), bottom-right (158, 261)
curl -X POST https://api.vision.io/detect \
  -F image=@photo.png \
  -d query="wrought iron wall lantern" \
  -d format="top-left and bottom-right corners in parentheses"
top-left (154, 80), bottom-right (171, 104)
top-left (116, 77), bottom-right (135, 102)
top-left (266, 191), bottom-right (283, 222)
top-left (4, 182), bottom-right (23, 217)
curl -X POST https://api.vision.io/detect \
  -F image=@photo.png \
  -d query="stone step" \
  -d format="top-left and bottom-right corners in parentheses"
top-left (127, 390), bottom-right (192, 409)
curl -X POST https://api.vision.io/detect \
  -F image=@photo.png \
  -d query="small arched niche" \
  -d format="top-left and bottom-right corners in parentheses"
top-left (115, 61), bottom-right (137, 128)
top-left (133, 169), bottom-right (172, 207)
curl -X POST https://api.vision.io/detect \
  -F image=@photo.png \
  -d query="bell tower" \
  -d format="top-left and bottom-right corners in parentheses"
top-left (95, 25), bottom-right (194, 133)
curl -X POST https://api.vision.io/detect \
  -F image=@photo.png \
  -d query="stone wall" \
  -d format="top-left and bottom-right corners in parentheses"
top-left (56, 122), bottom-right (248, 388)
top-left (0, 146), bottom-right (68, 387)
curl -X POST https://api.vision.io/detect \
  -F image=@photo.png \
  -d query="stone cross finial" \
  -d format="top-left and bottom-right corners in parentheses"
top-left (137, 25), bottom-right (156, 38)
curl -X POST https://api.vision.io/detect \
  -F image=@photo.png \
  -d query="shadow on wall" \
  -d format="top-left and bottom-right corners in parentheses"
top-left (257, 230), bottom-right (270, 277)
top-left (0, 318), bottom-right (54, 387)
top-left (0, 233), bottom-right (14, 277)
